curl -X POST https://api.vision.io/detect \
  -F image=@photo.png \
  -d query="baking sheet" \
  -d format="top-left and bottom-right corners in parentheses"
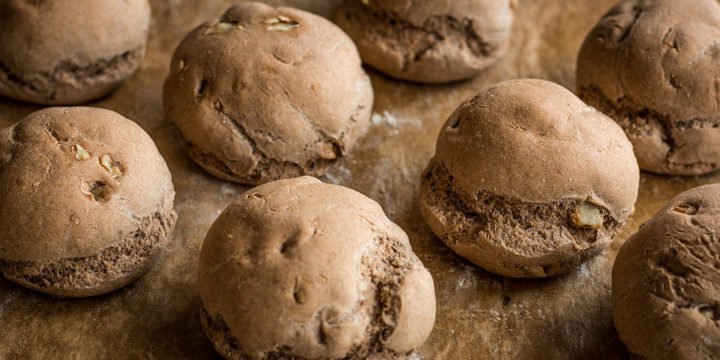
top-left (2, 0), bottom-right (719, 358)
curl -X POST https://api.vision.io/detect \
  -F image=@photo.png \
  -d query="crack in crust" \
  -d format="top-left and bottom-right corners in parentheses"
top-left (0, 210), bottom-right (176, 297)
top-left (281, 89), bottom-right (347, 156)
top-left (420, 160), bottom-right (622, 277)
top-left (359, 5), bottom-right (497, 65)
top-left (648, 228), bottom-right (720, 315)
top-left (338, 0), bottom-right (505, 82)
top-left (177, 100), bottom-right (363, 184)
top-left (0, 47), bottom-right (144, 103)
top-left (579, 85), bottom-right (720, 174)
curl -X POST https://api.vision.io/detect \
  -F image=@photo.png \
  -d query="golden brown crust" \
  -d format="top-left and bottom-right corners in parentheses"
top-left (163, 2), bottom-right (373, 185)
top-left (0, 0), bottom-right (151, 104)
top-left (334, 0), bottom-right (514, 83)
top-left (613, 184), bottom-right (720, 359)
top-left (577, 0), bottom-right (720, 175)
top-left (199, 177), bottom-right (435, 359)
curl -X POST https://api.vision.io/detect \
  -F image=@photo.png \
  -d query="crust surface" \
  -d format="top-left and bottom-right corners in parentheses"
top-left (0, 0), bottom-right (151, 104)
top-left (0, 211), bottom-right (175, 297)
top-left (420, 161), bottom-right (621, 278)
top-left (613, 184), bottom-right (720, 359)
top-left (334, 0), bottom-right (514, 83)
top-left (0, 107), bottom-right (176, 296)
top-left (577, 0), bottom-right (720, 175)
top-left (199, 177), bottom-right (435, 359)
top-left (164, 2), bottom-right (373, 185)
top-left (420, 79), bottom-right (639, 277)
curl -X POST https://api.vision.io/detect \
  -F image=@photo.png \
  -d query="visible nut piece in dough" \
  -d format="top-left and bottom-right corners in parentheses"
top-left (419, 79), bottom-right (639, 278)
top-left (164, 2), bottom-right (373, 185)
top-left (570, 203), bottom-right (604, 229)
top-left (199, 177), bottom-right (436, 360)
top-left (264, 15), bottom-right (299, 31)
top-left (204, 22), bottom-right (239, 35)
top-left (100, 154), bottom-right (123, 178)
top-left (0, 107), bottom-right (176, 297)
top-left (72, 144), bottom-right (91, 161)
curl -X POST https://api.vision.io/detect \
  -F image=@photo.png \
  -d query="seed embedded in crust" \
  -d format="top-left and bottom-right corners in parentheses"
top-left (570, 203), bottom-right (604, 229)
top-left (100, 154), bottom-right (123, 178)
top-left (204, 21), bottom-right (242, 36)
top-left (81, 181), bottom-right (112, 202)
top-left (72, 144), bottom-right (91, 161)
top-left (265, 16), bottom-right (300, 32)
top-left (673, 203), bottom-right (699, 215)
top-left (700, 306), bottom-right (718, 320)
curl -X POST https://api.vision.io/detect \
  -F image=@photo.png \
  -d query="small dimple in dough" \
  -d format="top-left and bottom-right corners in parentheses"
top-left (163, 2), bottom-right (373, 185)
top-left (198, 177), bottom-right (435, 360)
top-left (0, 107), bottom-right (176, 297)
top-left (613, 184), bottom-right (720, 359)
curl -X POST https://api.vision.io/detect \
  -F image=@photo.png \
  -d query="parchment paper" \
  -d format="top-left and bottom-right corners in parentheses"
top-left (2, 1), bottom-right (718, 359)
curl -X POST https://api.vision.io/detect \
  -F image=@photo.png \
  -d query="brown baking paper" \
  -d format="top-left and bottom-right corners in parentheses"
top-left (1, 0), bottom-right (718, 358)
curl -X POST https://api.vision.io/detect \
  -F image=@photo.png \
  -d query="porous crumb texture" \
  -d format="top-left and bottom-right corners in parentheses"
top-left (576, 0), bottom-right (720, 175)
top-left (335, 0), bottom-right (512, 83)
top-left (579, 86), bottom-right (720, 176)
top-left (420, 161), bottom-right (621, 278)
top-left (613, 184), bottom-right (720, 359)
top-left (0, 0), bottom-right (151, 105)
top-left (0, 211), bottom-right (176, 297)
top-left (0, 48), bottom-right (144, 105)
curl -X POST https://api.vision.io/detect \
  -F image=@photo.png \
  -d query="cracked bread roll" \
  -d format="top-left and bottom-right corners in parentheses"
top-left (334, 0), bottom-right (515, 84)
top-left (0, 107), bottom-right (176, 297)
top-left (613, 184), bottom-right (720, 359)
top-left (0, 0), bottom-right (151, 105)
top-left (419, 79), bottom-right (639, 278)
top-left (164, 2), bottom-right (373, 185)
top-left (199, 177), bottom-right (436, 360)
top-left (577, 0), bottom-right (720, 175)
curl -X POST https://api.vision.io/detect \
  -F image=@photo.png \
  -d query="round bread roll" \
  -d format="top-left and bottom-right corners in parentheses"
top-left (0, 107), bottom-right (176, 297)
top-left (613, 184), bottom-right (720, 359)
top-left (199, 177), bottom-right (435, 360)
top-left (0, 0), bottom-right (151, 105)
top-left (334, 0), bottom-right (515, 84)
top-left (419, 79), bottom-right (639, 278)
top-left (164, 2), bottom-right (373, 185)
top-left (577, 0), bottom-right (720, 175)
